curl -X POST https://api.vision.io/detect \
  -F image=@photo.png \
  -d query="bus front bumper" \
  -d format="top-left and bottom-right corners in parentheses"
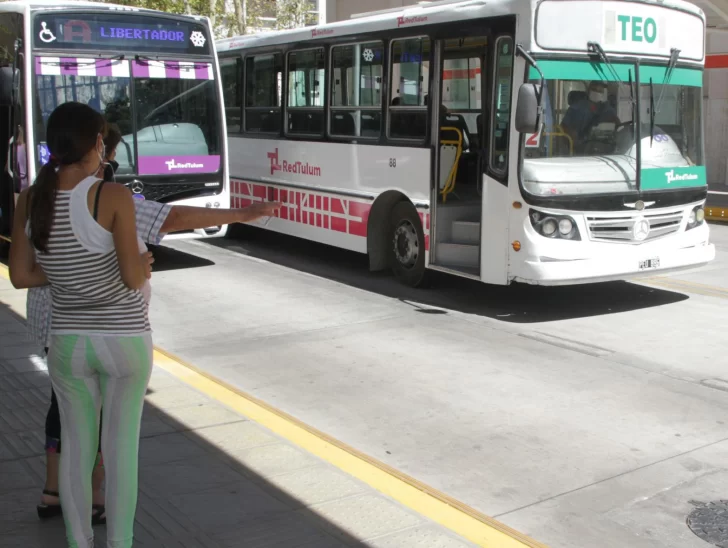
top-left (513, 240), bottom-right (715, 286)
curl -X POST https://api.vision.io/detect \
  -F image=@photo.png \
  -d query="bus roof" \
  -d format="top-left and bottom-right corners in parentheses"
top-left (217, 0), bottom-right (705, 53)
top-left (0, 0), bottom-right (207, 22)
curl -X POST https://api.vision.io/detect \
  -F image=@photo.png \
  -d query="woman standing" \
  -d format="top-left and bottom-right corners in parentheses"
top-left (9, 102), bottom-right (152, 548)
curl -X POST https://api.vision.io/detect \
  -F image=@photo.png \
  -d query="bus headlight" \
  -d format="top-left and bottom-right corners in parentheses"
top-left (530, 209), bottom-right (581, 240)
top-left (687, 205), bottom-right (705, 230)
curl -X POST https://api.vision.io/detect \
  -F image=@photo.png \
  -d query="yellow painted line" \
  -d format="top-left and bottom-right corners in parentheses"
top-left (640, 276), bottom-right (728, 299)
top-left (154, 347), bottom-right (547, 548)
top-left (0, 261), bottom-right (546, 547)
top-left (0, 264), bottom-right (7, 280)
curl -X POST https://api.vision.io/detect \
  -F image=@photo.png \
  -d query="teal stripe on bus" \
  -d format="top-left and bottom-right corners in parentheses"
top-left (529, 60), bottom-right (702, 87)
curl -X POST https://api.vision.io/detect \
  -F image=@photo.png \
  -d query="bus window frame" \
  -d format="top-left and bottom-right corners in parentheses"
top-left (242, 49), bottom-right (284, 137)
top-left (328, 39), bottom-right (385, 142)
top-left (488, 34), bottom-right (515, 182)
top-left (220, 54), bottom-right (243, 135)
top-left (387, 35), bottom-right (431, 145)
top-left (285, 45), bottom-right (327, 139)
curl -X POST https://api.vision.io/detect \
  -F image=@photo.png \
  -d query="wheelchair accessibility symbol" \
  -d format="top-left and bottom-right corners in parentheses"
top-left (39, 22), bottom-right (56, 44)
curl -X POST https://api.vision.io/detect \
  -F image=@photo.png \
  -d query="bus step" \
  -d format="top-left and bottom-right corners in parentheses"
top-left (451, 220), bottom-right (481, 245)
top-left (437, 242), bottom-right (479, 268)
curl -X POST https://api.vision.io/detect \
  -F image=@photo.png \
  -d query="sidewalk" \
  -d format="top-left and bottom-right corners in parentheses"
top-left (0, 279), bottom-right (476, 548)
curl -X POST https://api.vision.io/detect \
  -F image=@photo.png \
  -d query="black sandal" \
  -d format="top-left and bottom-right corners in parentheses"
top-left (92, 504), bottom-right (106, 526)
top-left (37, 489), bottom-right (62, 520)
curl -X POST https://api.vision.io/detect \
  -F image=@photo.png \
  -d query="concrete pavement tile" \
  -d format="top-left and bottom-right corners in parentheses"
top-left (0, 459), bottom-right (38, 493)
top-left (235, 443), bottom-right (319, 479)
top-left (0, 485), bottom-right (46, 535)
top-left (0, 320), bottom-right (29, 334)
top-left (0, 405), bottom-right (46, 433)
top-left (265, 466), bottom-right (367, 508)
top-left (167, 480), bottom-right (290, 532)
top-left (367, 526), bottom-right (478, 548)
top-left (0, 343), bottom-right (43, 360)
top-left (213, 513), bottom-right (347, 548)
top-left (144, 384), bottom-right (211, 410)
top-left (2, 428), bottom-right (44, 459)
top-left (148, 368), bottom-right (184, 389)
top-left (3, 355), bottom-right (47, 373)
top-left (184, 422), bottom-right (276, 455)
top-left (305, 494), bottom-right (422, 542)
top-left (139, 432), bottom-right (210, 465)
top-left (0, 371), bottom-right (51, 392)
top-left (0, 524), bottom-right (66, 547)
top-left (139, 455), bottom-right (245, 498)
top-left (157, 402), bottom-right (246, 430)
top-left (0, 386), bottom-right (47, 411)
top-left (141, 408), bottom-right (179, 437)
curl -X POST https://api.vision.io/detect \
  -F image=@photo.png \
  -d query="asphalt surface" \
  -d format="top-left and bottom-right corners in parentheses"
top-left (144, 222), bottom-right (728, 548)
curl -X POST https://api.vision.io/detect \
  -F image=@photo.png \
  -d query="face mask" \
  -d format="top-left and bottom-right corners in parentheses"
top-left (90, 134), bottom-right (107, 176)
top-left (589, 90), bottom-right (607, 103)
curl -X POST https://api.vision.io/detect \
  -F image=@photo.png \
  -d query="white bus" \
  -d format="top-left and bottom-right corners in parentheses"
top-left (0, 0), bottom-right (229, 240)
top-left (217, 0), bottom-right (714, 287)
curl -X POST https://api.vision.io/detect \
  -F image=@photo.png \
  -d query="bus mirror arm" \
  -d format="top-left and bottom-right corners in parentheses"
top-left (515, 44), bottom-right (544, 134)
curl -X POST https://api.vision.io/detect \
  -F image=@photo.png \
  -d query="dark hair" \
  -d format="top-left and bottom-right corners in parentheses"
top-left (29, 102), bottom-right (106, 252)
top-left (104, 124), bottom-right (122, 157)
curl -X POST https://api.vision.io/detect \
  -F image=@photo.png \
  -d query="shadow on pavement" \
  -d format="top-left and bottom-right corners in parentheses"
top-left (0, 302), bottom-right (375, 548)
top-left (202, 225), bottom-right (689, 324)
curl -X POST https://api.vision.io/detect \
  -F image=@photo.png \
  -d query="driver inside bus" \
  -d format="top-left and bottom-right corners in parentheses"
top-left (561, 81), bottom-right (620, 153)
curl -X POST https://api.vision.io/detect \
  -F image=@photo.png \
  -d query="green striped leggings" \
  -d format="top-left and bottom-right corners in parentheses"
top-left (48, 333), bottom-right (153, 548)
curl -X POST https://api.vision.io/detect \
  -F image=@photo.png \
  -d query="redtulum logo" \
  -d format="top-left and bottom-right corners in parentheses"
top-left (311, 28), bottom-right (334, 38)
top-left (397, 15), bottom-right (427, 27)
top-left (165, 158), bottom-right (204, 171)
top-left (267, 148), bottom-right (322, 177)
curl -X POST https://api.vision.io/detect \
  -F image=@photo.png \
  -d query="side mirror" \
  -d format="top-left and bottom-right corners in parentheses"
top-left (0, 67), bottom-right (14, 107)
top-left (515, 83), bottom-right (541, 134)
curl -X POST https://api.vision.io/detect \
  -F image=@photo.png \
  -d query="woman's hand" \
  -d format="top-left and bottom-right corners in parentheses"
top-left (236, 202), bottom-right (282, 223)
top-left (141, 251), bottom-right (154, 279)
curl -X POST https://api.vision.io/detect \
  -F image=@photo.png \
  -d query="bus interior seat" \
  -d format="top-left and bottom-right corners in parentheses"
top-left (443, 113), bottom-right (471, 151)
top-left (568, 90), bottom-right (587, 106)
top-left (331, 111), bottom-right (356, 136)
top-left (289, 110), bottom-right (323, 134)
top-left (360, 112), bottom-right (381, 137)
top-left (390, 110), bottom-right (427, 139)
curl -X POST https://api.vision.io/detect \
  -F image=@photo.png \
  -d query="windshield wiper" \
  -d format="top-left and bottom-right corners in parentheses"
top-left (587, 41), bottom-right (634, 101)
top-left (649, 77), bottom-right (655, 145)
top-left (654, 48), bottom-right (681, 116)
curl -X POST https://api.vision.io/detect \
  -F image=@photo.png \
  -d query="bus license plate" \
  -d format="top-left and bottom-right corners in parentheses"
top-left (639, 258), bottom-right (660, 270)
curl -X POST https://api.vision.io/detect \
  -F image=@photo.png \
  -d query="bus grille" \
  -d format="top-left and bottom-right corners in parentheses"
top-left (585, 209), bottom-right (684, 243)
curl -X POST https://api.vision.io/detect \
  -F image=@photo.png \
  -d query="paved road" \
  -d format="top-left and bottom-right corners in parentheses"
top-left (147, 223), bottom-right (728, 548)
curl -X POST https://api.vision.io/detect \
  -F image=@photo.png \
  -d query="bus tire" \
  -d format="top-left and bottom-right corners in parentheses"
top-left (388, 201), bottom-right (426, 287)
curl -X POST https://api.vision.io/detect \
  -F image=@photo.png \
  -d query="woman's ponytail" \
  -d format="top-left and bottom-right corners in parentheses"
top-left (28, 160), bottom-right (58, 253)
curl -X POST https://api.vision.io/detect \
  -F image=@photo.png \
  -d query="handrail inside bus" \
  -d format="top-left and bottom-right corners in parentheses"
top-left (439, 126), bottom-right (463, 204)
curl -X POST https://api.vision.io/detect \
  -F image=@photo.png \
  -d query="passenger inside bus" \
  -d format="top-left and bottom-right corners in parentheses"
top-left (561, 81), bottom-right (621, 154)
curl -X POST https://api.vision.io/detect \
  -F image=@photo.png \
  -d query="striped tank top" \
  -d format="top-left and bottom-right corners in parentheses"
top-left (33, 176), bottom-right (150, 336)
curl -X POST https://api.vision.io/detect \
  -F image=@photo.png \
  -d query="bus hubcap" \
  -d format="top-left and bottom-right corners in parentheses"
top-left (393, 221), bottom-right (419, 268)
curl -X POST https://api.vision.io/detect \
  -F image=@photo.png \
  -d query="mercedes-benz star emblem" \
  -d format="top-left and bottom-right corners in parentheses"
top-left (131, 182), bottom-right (144, 194)
top-left (633, 217), bottom-right (650, 241)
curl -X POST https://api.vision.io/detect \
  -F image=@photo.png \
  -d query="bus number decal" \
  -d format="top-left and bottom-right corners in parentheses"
top-left (389, 158), bottom-right (397, 168)
top-left (525, 130), bottom-right (541, 148)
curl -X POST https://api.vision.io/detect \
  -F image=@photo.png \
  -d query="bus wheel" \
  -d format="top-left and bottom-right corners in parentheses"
top-left (389, 201), bottom-right (426, 287)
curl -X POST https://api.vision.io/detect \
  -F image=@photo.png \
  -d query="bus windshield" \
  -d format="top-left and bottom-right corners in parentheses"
top-left (34, 57), bottom-right (221, 176)
top-left (521, 60), bottom-right (704, 197)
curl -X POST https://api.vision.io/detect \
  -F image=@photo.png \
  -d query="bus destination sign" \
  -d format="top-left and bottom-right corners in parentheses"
top-left (33, 13), bottom-right (212, 55)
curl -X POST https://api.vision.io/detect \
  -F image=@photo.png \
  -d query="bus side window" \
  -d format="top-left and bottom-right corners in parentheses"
top-left (388, 37), bottom-right (430, 141)
top-left (330, 41), bottom-right (383, 139)
top-left (220, 57), bottom-right (242, 133)
top-left (490, 36), bottom-right (514, 175)
top-left (287, 48), bottom-right (325, 136)
top-left (245, 53), bottom-right (283, 134)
